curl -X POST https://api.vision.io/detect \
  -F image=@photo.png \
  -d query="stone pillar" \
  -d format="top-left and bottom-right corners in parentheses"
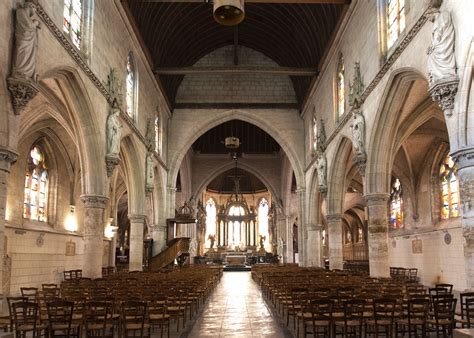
top-left (306, 223), bottom-right (322, 267)
top-left (0, 148), bottom-right (18, 296)
top-left (364, 193), bottom-right (390, 278)
top-left (129, 214), bottom-right (145, 272)
top-left (452, 147), bottom-right (474, 289)
top-left (81, 194), bottom-right (108, 279)
top-left (326, 214), bottom-right (343, 270)
top-left (153, 226), bottom-right (167, 256)
top-left (296, 188), bottom-right (306, 266)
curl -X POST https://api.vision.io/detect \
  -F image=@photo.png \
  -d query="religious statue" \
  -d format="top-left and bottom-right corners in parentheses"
top-left (259, 235), bottom-right (266, 250)
top-left (351, 110), bottom-right (366, 156)
top-left (349, 62), bottom-right (364, 109)
top-left (106, 102), bottom-right (122, 157)
top-left (145, 117), bottom-right (155, 150)
top-left (145, 152), bottom-right (154, 193)
top-left (208, 234), bottom-right (215, 249)
top-left (11, 2), bottom-right (41, 81)
top-left (316, 153), bottom-right (327, 194)
top-left (427, 10), bottom-right (457, 84)
top-left (316, 118), bottom-right (326, 154)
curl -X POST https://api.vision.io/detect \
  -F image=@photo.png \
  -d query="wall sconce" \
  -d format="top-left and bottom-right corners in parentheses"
top-left (104, 218), bottom-right (118, 239)
top-left (65, 205), bottom-right (78, 232)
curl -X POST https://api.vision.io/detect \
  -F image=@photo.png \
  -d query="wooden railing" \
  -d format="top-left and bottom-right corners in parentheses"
top-left (148, 237), bottom-right (190, 271)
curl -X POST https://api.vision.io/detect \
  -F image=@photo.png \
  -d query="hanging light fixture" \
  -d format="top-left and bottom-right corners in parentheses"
top-left (213, 0), bottom-right (245, 26)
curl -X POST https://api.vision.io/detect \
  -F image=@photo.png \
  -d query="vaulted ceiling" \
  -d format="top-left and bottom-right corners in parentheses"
top-left (124, 0), bottom-right (349, 107)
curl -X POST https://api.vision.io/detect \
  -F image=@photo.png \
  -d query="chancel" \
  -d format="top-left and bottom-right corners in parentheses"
top-left (0, 0), bottom-right (473, 337)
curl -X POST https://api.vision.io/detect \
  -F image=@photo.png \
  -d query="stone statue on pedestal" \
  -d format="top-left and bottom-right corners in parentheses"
top-left (316, 153), bottom-right (327, 194)
top-left (427, 10), bottom-right (457, 84)
top-left (145, 153), bottom-right (154, 194)
top-left (12, 2), bottom-right (40, 81)
top-left (351, 110), bottom-right (366, 156)
top-left (106, 102), bottom-right (122, 157)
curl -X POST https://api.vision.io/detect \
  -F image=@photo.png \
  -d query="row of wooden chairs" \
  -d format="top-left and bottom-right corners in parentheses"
top-left (252, 265), bottom-right (474, 337)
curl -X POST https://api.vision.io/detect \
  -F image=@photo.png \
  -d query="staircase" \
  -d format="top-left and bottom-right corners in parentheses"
top-left (148, 237), bottom-right (190, 271)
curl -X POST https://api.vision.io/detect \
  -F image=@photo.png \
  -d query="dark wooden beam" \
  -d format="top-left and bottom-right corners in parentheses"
top-left (234, 26), bottom-right (239, 66)
top-left (139, 0), bottom-right (350, 3)
top-left (155, 67), bottom-right (318, 76)
top-left (174, 102), bottom-right (300, 109)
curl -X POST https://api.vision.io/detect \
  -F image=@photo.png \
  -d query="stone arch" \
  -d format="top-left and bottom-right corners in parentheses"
top-left (168, 111), bottom-right (304, 195)
top-left (327, 136), bottom-right (353, 215)
top-left (119, 136), bottom-right (145, 215)
top-left (366, 68), bottom-right (428, 195)
top-left (191, 162), bottom-right (282, 209)
top-left (39, 67), bottom-right (106, 196)
top-left (457, 39), bottom-right (474, 148)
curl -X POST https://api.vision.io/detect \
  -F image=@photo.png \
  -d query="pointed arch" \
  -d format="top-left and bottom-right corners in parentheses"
top-left (327, 136), bottom-right (353, 215)
top-left (119, 136), bottom-right (145, 215)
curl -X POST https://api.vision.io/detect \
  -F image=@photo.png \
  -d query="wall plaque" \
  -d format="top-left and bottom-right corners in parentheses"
top-left (412, 239), bottom-right (422, 254)
top-left (66, 241), bottom-right (76, 256)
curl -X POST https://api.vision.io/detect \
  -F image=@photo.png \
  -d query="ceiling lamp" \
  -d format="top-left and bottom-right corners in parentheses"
top-left (213, 0), bottom-right (244, 26)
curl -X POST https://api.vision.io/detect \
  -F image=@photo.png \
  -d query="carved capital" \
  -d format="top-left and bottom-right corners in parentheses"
top-left (352, 152), bottom-right (367, 176)
top-left (451, 147), bottom-right (474, 170)
top-left (306, 223), bottom-right (322, 231)
top-left (7, 77), bottom-right (39, 114)
top-left (105, 155), bottom-right (120, 178)
top-left (364, 193), bottom-right (390, 206)
top-left (326, 214), bottom-right (342, 222)
top-left (128, 214), bottom-right (146, 223)
top-left (0, 148), bottom-right (19, 172)
top-left (428, 77), bottom-right (459, 116)
top-left (80, 194), bottom-right (109, 209)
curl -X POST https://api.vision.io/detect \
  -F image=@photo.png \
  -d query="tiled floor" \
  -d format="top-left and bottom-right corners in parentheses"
top-left (183, 271), bottom-right (292, 338)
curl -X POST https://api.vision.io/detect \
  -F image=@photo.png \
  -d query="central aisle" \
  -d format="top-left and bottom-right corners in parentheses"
top-left (185, 271), bottom-right (291, 337)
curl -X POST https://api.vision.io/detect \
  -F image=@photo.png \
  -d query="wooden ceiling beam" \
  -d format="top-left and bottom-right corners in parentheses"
top-left (155, 67), bottom-right (318, 76)
top-left (138, 0), bottom-right (349, 3)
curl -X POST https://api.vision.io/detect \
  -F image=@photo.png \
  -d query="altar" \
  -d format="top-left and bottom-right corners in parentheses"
top-left (226, 254), bottom-right (247, 266)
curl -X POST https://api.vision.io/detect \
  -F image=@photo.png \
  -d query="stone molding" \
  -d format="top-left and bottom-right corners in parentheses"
top-left (428, 77), bottom-right (459, 116)
top-left (34, 3), bottom-right (168, 170)
top-left (306, 223), bottom-right (322, 231)
top-left (326, 214), bottom-right (342, 222)
top-left (451, 147), bottom-right (474, 170)
top-left (7, 77), bottom-right (39, 114)
top-left (128, 214), bottom-right (146, 223)
top-left (0, 148), bottom-right (19, 172)
top-left (80, 194), bottom-right (109, 209)
top-left (364, 193), bottom-right (390, 206)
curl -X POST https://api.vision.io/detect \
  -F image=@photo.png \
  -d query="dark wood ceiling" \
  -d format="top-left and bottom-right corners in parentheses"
top-left (192, 120), bottom-right (280, 154)
top-left (124, 1), bottom-right (347, 106)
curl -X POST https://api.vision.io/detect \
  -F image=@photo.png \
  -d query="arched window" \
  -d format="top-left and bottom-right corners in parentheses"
top-left (357, 226), bottom-right (364, 243)
top-left (387, 0), bottom-right (406, 49)
top-left (205, 198), bottom-right (217, 248)
top-left (229, 205), bottom-right (245, 216)
top-left (23, 146), bottom-right (48, 222)
top-left (336, 55), bottom-right (345, 118)
top-left (126, 52), bottom-right (136, 120)
top-left (389, 177), bottom-right (403, 229)
top-left (440, 155), bottom-right (460, 219)
top-left (345, 227), bottom-right (352, 244)
top-left (312, 115), bottom-right (318, 154)
top-left (63, 0), bottom-right (83, 49)
top-left (258, 199), bottom-right (269, 241)
top-left (154, 115), bottom-right (160, 153)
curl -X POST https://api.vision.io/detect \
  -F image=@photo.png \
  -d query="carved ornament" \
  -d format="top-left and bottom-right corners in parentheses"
top-left (80, 194), bottom-right (109, 209)
top-left (7, 77), bottom-right (39, 114)
top-left (105, 154), bottom-right (120, 178)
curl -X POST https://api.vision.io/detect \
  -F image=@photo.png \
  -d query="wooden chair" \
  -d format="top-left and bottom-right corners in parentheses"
top-left (427, 297), bottom-right (457, 338)
top-left (166, 292), bottom-right (186, 332)
top-left (301, 299), bottom-right (333, 338)
top-left (12, 301), bottom-right (47, 338)
top-left (333, 298), bottom-right (365, 337)
top-left (148, 296), bottom-right (170, 338)
top-left (20, 287), bottom-right (38, 303)
top-left (84, 301), bottom-right (114, 337)
top-left (395, 298), bottom-right (430, 338)
top-left (434, 284), bottom-right (453, 295)
top-left (457, 292), bottom-right (474, 327)
top-left (120, 300), bottom-right (150, 338)
top-left (7, 296), bottom-right (27, 332)
top-left (365, 298), bottom-right (396, 338)
top-left (456, 297), bottom-right (474, 329)
top-left (47, 299), bottom-right (81, 338)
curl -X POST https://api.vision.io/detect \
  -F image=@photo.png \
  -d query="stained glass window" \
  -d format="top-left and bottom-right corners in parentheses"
top-left (357, 226), bottom-right (363, 242)
top-left (23, 146), bottom-right (48, 222)
top-left (205, 198), bottom-right (216, 248)
top-left (387, 0), bottom-right (406, 49)
top-left (126, 52), bottom-right (136, 119)
top-left (154, 116), bottom-right (160, 153)
top-left (345, 227), bottom-right (352, 243)
top-left (312, 115), bottom-right (318, 154)
top-left (229, 205), bottom-right (245, 216)
top-left (322, 228), bottom-right (327, 246)
top-left (337, 55), bottom-right (345, 118)
top-left (63, 0), bottom-right (83, 49)
top-left (440, 155), bottom-right (460, 219)
top-left (389, 177), bottom-right (403, 229)
top-left (258, 199), bottom-right (269, 242)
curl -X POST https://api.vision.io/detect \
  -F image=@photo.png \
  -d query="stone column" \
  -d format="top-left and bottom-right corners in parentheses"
top-left (452, 147), bottom-right (474, 289)
top-left (0, 148), bottom-right (18, 296)
top-left (364, 193), bottom-right (390, 278)
top-left (81, 194), bottom-right (108, 279)
top-left (326, 214), bottom-right (343, 270)
top-left (306, 223), bottom-right (322, 267)
top-left (153, 226), bottom-right (167, 256)
top-left (129, 214), bottom-right (145, 271)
